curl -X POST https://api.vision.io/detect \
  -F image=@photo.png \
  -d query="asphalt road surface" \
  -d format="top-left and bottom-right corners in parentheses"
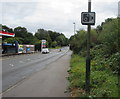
top-left (2, 47), bottom-right (70, 93)
top-left (2, 48), bottom-right (72, 97)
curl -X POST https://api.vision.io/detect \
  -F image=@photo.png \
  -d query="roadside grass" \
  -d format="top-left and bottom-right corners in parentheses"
top-left (67, 54), bottom-right (86, 97)
top-left (67, 54), bottom-right (119, 97)
top-left (49, 46), bottom-right (61, 49)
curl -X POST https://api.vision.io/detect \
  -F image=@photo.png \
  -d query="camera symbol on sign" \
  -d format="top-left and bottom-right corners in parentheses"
top-left (81, 12), bottom-right (95, 25)
top-left (83, 14), bottom-right (93, 22)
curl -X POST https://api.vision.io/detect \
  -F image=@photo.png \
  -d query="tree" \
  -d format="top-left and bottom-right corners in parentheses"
top-left (2, 24), bottom-right (69, 48)
top-left (3, 37), bottom-right (23, 44)
top-left (69, 30), bottom-right (87, 54)
top-left (35, 29), bottom-right (68, 47)
top-left (14, 26), bottom-right (28, 38)
top-left (98, 18), bottom-right (119, 55)
top-left (51, 41), bottom-right (57, 48)
top-left (35, 29), bottom-right (49, 40)
top-left (14, 27), bottom-right (35, 44)
top-left (1, 25), bottom-right (14, 41)
top-left (2, 25), bottom-right (14, 33)
top-left (56, 34), bottom-right (66, 46)
top-left (35, 29), bottom-right (52, 47)
top-left (96, 25), bottom-right (102, 33)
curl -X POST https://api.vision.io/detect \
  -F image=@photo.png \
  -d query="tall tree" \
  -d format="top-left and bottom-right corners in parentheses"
top-left (14, 26), bottom-right (28, 38)
top-left (14, 27), bottom-right (36, 44)
top-left (2, 25), bottom-right (14, 33)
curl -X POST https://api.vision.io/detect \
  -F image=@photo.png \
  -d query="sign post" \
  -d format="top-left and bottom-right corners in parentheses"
top-left (41, 40), bottom-right (46, 52)
top-left (81, 0), bottom-right (95, 94)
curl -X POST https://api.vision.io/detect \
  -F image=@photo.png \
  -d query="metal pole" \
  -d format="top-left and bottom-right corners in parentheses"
top-left (73, 22), bottom-right (75, 35)
top-left (85, 0), bottom-right (91, 94)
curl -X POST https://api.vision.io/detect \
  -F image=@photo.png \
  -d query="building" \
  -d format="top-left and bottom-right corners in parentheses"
top-left (0, 31), bottom-right (15, 54)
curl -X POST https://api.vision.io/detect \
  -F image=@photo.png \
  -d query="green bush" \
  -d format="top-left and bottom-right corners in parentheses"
top-left (91, 71), bottom-right (118, 97)
top-left (106, 52), bottom-right (120, 74)
top-left (68, 54), bottom-right (119, 97)
top-left (68, 18), bottom-right (119, 97)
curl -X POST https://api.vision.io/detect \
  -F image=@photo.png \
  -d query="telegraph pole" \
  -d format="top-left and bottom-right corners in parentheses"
top-left (85, 0), bottom-right (91, 94)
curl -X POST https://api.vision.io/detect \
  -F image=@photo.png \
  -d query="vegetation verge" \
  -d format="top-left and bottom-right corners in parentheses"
top-left (67, 54), bottom-right (119, 98)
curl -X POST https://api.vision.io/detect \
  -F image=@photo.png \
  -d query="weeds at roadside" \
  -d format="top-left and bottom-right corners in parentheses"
top-left (67, 54), bottom-right (119, 97)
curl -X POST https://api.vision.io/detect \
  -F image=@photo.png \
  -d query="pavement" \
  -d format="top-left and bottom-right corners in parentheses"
top-left (2, 50), bottom-right (72, 97)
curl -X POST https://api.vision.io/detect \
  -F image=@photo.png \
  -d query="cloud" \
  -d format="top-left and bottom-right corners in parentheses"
top-left (1, 0), bottom-right (119, 38)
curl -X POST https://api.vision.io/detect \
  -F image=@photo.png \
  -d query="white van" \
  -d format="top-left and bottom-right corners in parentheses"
top-left (41, 48), bottom-right (49, 54)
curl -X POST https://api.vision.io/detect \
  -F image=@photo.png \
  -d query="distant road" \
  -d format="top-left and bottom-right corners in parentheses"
top-left (2, 47), bottom-right (69, 92)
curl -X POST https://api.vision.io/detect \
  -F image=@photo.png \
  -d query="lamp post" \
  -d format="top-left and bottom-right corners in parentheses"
top-left (73, 22), bottom-right (76, 35)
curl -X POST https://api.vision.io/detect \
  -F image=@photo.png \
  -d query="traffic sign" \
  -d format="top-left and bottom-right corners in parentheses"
top-left (81, 12), bottom-right (95, 25)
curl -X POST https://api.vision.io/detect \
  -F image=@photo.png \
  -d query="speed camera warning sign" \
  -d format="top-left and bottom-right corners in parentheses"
top-left (81, 12), bottom-right (95, 25)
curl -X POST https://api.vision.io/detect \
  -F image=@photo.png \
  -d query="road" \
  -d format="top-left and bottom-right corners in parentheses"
top-left (2, 47), bottom-right (70, 93)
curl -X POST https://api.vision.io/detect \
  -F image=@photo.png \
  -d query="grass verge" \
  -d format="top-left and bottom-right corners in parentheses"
top-left (67, 54), bottom-right (119, 98)
top-left (49, 46), bottom-right (61, 49)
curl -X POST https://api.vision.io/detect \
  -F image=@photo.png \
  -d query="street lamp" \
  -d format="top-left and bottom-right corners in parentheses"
top-left (73, 22), bottom-right (76, 35)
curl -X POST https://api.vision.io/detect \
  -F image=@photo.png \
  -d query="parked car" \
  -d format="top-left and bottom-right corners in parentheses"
top-left (41, 48), bottom-right (49, 54)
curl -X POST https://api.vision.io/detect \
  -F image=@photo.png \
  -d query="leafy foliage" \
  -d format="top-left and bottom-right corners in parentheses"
top-left (69, 30), bottom-right (87, 54)
top-left (68, 18), bottom-right (119, 97)
top-left (4, 37), bottom-right (24, 44)
top-left (35, 28), bottom-right (68, 47)
top-left (69, 18), bottom-right (120, 74)
top-left (2, 25), bottom-right (69, 48)
top-left (68, 54), bottom-right (119, 97)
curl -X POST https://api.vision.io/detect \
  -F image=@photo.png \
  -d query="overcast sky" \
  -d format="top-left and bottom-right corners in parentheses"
top-left (0, 0), bottom-right (119, 38)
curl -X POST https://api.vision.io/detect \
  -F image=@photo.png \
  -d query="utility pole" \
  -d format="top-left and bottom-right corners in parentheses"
top-left (85, 0), bottom-right (91, 94)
